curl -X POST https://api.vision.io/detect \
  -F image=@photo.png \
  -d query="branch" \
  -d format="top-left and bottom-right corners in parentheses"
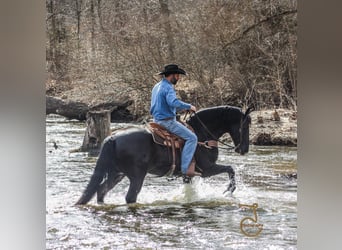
top-left (223, 10), bottom-right (297, 50)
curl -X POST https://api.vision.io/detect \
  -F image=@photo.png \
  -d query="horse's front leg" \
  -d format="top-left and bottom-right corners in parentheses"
top-left (201, 164), bottom-right (236, 194)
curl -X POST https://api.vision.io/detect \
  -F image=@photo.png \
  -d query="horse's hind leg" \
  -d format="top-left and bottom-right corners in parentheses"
top-left (201, 164), bottom-right (236, 193)
top-left (97, 173), bottom-right (125, 204)
top-left (125, 175), bottom-right (146, 204)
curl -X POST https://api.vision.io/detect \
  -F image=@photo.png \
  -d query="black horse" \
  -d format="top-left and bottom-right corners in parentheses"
top-left (76, 106), bottom-right (252, 205)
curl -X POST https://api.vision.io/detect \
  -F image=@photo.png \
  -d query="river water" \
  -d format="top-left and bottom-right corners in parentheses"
top-left (46, 115), bottom-right (297, 250)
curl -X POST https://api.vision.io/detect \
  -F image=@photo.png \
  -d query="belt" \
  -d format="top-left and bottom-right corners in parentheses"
top-left (162, 117), bottom-right (174, 121)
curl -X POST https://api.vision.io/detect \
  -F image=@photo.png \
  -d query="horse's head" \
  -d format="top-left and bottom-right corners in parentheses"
top-left (229, 107), bottom-right (252, 155)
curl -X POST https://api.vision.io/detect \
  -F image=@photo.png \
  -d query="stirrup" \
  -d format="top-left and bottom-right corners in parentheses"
top-left (183, 175), bottom-right (192, 184)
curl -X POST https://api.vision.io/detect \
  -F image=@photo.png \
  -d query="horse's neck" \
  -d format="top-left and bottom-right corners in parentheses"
top-left (189, 112), bottom-right (230, 141)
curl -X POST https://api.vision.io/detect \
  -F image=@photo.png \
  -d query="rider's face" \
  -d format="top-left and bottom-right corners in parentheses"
top-left (170, 74), bottom-right (180, 85)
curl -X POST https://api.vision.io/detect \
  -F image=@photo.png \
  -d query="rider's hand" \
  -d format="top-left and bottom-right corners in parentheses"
top-left (190, 105), bottom-right (197, 113)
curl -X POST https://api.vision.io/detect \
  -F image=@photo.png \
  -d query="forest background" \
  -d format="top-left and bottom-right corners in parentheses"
top-left (46, 0), bottom-right (297, 120)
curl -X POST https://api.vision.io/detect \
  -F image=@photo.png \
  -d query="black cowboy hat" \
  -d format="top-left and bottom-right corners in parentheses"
top-left (158, 64), bottom-right (186, 75)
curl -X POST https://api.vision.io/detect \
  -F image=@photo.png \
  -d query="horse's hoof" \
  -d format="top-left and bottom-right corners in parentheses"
top-left (223, 185), bottom-right (236, 194)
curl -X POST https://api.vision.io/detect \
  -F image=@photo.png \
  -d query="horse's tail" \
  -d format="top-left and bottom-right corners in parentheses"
top-left (75, 137), bottom-right (115, 205)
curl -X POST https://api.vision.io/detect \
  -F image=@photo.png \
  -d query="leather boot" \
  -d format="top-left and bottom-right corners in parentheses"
top-left (186, 160), bottom-right (202, 177)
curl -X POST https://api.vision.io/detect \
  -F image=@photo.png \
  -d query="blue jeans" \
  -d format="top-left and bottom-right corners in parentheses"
top-left (156, 119), bottom-right (198, 174)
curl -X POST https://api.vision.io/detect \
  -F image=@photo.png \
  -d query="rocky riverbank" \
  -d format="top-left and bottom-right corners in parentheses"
top-left (46, 80), bottom-right (297, 146)
top-left (249, 109), bottom-right (297, 146)
top-left (198, 108), bottom-right (297, 147)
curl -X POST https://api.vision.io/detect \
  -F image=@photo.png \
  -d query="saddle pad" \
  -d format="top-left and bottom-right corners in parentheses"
top-left (147, 122), bottom-right (184, 149)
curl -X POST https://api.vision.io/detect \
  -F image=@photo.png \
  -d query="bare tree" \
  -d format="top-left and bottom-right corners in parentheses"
top-left (46, 0), bottom-right (298, 115)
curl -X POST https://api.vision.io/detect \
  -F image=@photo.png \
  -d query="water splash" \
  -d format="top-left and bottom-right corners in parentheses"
top-left (136, 177), bottom-right (238, 207)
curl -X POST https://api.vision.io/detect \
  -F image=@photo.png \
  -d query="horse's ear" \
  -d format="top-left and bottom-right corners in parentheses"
top-left (244, 107), bottom-right (254, 116)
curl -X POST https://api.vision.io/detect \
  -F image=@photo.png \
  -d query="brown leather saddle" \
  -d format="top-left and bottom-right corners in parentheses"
top-left (147, 122), bottom-right (185, 148)
top-left (146, 122), bottom-right (187, 176)
top-left (147, 122), bottom-right (217, 177)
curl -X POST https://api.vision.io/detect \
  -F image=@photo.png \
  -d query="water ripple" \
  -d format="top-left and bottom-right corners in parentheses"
top-left (46, 115), bottom-right (297, 249)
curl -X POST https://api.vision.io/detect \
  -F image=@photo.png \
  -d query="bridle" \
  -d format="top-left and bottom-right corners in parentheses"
top-left (184, 109), bottom-right (250, 151)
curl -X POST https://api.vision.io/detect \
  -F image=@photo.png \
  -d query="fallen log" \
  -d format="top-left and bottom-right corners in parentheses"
top-left (46, 96), bottom-right (88, 120)
top-left (46, 95), bottom-right (134, 122)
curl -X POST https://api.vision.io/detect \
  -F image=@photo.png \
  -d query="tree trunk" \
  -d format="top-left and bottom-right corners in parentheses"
top-left (81, 110), bottom-right (111, 155)
top-left (159, 0), bottom-right (175, 61)
top-left (75, 0), bottom-right (82, 49)
top-left (90, 0), bottom-right (96, 59)
top-left (47, 0), bottom-right (56, 76)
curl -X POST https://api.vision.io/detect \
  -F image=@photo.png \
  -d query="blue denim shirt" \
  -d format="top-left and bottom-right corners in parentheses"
top-left (150, 78), bottom-right (191, 121)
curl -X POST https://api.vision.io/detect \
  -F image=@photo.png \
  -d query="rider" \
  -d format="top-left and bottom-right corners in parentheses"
top-left (150, 64), bottom-right (201, 177)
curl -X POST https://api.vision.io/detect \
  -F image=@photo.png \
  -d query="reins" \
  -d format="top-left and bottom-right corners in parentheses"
top-left (184, 111), bottom-right (240, 151)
